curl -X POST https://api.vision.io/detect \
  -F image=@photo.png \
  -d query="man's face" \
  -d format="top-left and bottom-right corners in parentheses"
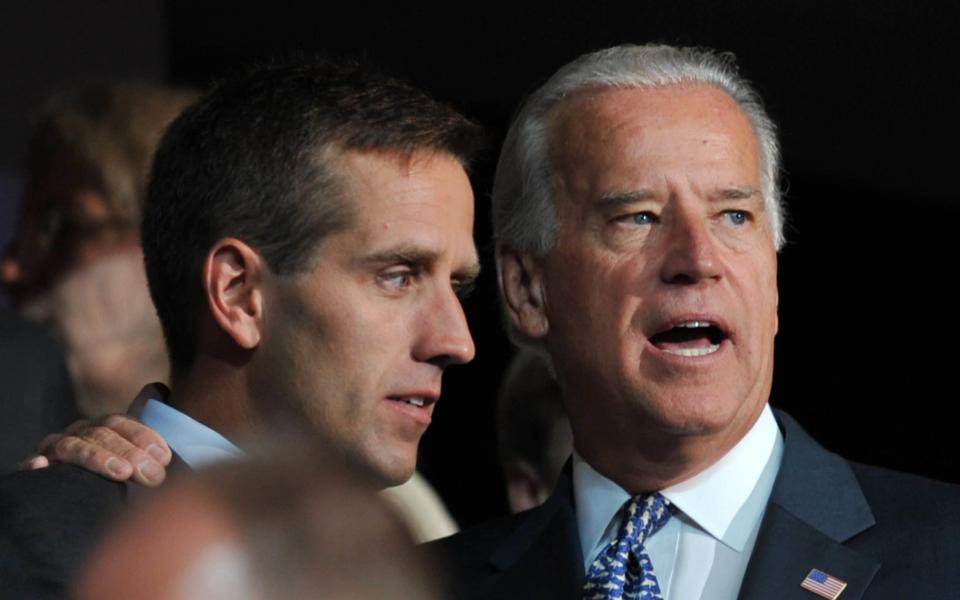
top-left (254, 150), bottom-right (478, 486)
top-left (533, 85), bottom-right (778, 461)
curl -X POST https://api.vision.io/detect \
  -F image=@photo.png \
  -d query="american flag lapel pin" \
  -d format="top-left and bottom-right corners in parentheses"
top-left (800, 568), bottom-right (848, 600)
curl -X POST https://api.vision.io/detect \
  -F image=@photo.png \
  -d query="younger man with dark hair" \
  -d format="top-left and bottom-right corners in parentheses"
top-left (0, 58), bottom-right (481, 596)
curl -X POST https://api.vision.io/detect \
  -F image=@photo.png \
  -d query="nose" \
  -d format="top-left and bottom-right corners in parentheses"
top-left (659, 210), bottom-right (722, 285)
top-left (414, 287), bottom-right (476, 368)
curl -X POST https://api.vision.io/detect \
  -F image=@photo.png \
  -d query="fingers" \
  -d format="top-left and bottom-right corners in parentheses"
top-left (50, 433), bottom-right (139, 481)
top-left (38, 415), bottom-right (172, 487)
top-left (17, 454), bottom-right (51, 471)
top-left (99, 414), bottom-right (172, 465)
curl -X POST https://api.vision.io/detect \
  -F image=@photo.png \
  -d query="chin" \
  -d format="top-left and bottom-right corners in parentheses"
top-left (644, 393), bottom-right (744, 437)
top-left (365, 450), bottom-right (417, 490)
top-left (373, 466), bottom-right (415, 490)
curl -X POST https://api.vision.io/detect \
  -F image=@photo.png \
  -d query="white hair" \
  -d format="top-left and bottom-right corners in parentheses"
top-left (492, 44), bottom-right (785, 257)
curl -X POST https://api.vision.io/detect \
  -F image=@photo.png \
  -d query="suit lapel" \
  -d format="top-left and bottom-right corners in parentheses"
top-left (739, 412), bottom-right (880, 600)
top-left (484, 469), bottom-right (585, 600)
top-left (478, 411), bottom-right (882, 599)
top-left (739, 503), bottom-right (879, 600)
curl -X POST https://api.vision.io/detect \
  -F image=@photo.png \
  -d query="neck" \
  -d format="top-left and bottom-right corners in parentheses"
top-left (167, 354), bottom-right (258, 445)
top-left (574, 404), bottom-right (767, 494)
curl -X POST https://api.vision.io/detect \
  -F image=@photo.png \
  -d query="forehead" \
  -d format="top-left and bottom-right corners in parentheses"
top-left (547, 84), bottom-right (761, 192)
top-left (324, 149), bottom-right (477, 259)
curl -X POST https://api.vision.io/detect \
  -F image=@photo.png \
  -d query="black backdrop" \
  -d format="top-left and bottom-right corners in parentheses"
top-left (160, 1), bottom-right (960, 526)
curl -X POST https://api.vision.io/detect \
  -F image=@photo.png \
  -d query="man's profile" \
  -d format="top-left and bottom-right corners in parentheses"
top-left (0, 57), bottom-right (481, 596)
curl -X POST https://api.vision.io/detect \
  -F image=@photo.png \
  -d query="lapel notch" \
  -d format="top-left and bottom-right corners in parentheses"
top-left (738, 412), bottom-right (880, 600)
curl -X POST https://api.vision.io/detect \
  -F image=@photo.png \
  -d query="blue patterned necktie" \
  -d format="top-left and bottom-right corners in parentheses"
top-left (582, 493), bottom-right (673, 600)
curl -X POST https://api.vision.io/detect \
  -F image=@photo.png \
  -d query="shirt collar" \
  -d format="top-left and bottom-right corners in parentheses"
top-left (129, 383), bottom-right (244, 470)
top-left (574, 403), bottom-right (781, 560)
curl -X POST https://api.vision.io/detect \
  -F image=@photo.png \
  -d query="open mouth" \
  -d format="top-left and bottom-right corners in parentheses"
top-left (649, 320), bottom-right (727, 357)
top-left (388, 396), bottom-right (427, 407)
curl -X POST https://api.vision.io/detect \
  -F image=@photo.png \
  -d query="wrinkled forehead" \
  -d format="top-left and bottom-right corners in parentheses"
top-left (549, 84), bottom-right (758, 154)
top-left (544, 84), bottom-right (762, 191)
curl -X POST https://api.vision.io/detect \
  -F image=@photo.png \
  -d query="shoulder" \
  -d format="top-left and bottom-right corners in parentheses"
top-left (0, 463), bottom-right (128, 541)
top-left (0, 463), bottom-right (128, 532)
top-left (0, 463), bottom-right (127, 503)
top-left (852, 461), bottom-right (960, 532)
top-left (427, 508), bottom-right (537, 570)
top-left (0, 464), bottom-right (129, 598)
top-left (426, 490), bottom-right (580, 597)
top-left (0, 311), bottom-right (78, 470)
top-left (426, 508), bottom-right (545, 599)
top-left (847, 462), bottom-right (960, 592)
top-left (429, 499), bottom-right (565, 578)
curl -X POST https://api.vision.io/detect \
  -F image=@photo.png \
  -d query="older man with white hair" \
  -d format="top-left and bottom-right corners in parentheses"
top-left (432, 44), bottom-right (960, 600)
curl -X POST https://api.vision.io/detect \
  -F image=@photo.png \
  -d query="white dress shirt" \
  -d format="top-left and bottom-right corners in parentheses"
top-left (575, 404), bottom-right (783, 600)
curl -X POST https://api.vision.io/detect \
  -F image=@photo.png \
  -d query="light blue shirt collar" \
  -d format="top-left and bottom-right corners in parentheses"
top-left (574, 403), bottom-right (782, 569)
top-left (130, 384), bottom-right (244, 470)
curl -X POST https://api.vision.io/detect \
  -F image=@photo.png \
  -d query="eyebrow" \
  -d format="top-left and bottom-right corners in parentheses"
top-left (596, 187), bottom-right (761, 209)
top-left (363, 245), bottom-right (481, 280)
top-left (595, 190), bottom-right (658, 211)
top-left (716, 187), bottom-right (761, 201)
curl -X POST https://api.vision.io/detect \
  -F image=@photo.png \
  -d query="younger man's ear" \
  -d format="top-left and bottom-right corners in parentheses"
top-left (203, 238), bottom-right (266, 350)
top-left (497, 242), bottom-right (549, 340)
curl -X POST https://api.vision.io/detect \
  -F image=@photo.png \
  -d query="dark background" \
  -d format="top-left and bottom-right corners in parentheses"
top-left (2, 1), bottom-right (958, 526)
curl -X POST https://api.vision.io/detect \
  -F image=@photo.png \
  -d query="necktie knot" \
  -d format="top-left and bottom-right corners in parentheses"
top-left (623, 493), bottom-right (672, 549)
top-left (583, 493), bottom-right (673, 600)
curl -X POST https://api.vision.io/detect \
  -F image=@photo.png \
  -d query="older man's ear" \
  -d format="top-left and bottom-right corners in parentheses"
top-left (497, 243), bottom-right (550, 340)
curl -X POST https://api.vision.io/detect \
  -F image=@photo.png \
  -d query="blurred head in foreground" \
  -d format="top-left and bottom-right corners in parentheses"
top-left (1, 82), bottom-right (198, 415)
top-left (76, 445), bottom-right (441, 600)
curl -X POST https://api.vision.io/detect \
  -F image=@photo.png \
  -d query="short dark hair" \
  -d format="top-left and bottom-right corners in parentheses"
top-left (143, 58), bottom-right (482, 373)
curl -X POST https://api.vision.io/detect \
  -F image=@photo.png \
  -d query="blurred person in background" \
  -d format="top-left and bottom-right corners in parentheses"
top-left (0, 82), bottom-right (198, 417)
top-left (74, 444), bottom-right (442, 600)
top-left (0, 172), bottom-right (22, 304)
top-left (496, 349), bottom-right (571, 513)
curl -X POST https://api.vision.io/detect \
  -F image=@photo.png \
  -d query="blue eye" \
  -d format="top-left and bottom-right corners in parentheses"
top-left (379, 269), bottom-right (414, 290)
top-left (631, 212), bottom-right (656, 225)
top-left (725, 210), bottom-right (748, 226)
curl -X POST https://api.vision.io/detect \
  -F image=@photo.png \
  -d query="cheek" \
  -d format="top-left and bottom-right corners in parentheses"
top-left (546, 254), bottom-right (639, 358)
top-left (545, 254), bottom-right (600, 333)
top-left (327, 308), bottom-right (411, 393)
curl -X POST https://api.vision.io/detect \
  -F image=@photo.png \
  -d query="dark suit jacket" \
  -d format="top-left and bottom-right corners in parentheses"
top-left (430, 411), bottom-right (960, 599)
top-left (0, 311), bottom-right (79, 473)
top-left (0, 456), bottom-right (189, 599)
